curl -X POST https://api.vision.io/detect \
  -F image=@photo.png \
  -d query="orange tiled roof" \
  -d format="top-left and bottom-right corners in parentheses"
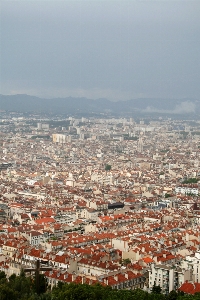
top-left (35, 217), bottom-right (56, 224)
top-left (179, 282), bottom-right (200, 294)
top-left (142, 257), bottom-right (154, 263)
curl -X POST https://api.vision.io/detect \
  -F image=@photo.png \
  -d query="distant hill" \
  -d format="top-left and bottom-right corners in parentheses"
top-left (0, 94), bottom-right (199, 117)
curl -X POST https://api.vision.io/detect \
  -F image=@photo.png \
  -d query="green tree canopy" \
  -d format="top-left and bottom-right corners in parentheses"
top-left (105, 164), bottom-right (111, 171)
top-left (0, 272), bottom-right (200, 300)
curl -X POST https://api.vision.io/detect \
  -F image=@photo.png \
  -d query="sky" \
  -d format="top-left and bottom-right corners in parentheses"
top-left (0, 0), bottom-right (200, 101)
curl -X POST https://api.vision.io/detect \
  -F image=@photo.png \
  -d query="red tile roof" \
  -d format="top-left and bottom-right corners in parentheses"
top-left (35, 217), bottom-right (56, 224)
top-left (179, 282), bottom-right (200, 294)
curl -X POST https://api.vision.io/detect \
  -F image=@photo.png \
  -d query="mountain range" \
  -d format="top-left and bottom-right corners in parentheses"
top-left (0, 94), bottom-right (198, 117)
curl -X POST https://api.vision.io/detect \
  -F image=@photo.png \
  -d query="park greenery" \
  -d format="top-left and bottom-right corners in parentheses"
top-left (182, 178), bottom-right (199, 184)
top-left (31, 135), bottom-right (50, 140)
top-left (105, 164), bottom-right (112, 171)
top-left (124, 136), bottom-right (138, 141)
top-left (0, 272), bottom-right (200, 300)
top-left (165, 193), bottom-right (172, 198)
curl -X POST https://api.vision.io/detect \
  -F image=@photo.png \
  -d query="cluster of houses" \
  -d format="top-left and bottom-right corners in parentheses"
top-left (0, 116), bottom-right (200, 294)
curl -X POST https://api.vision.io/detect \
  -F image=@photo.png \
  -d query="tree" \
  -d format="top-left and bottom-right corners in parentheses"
top-left (167, 290), bottom-right (178, 300)
top-left (131, 288), bottom-right (149, 300)
top-left (0, 271), bottom-right (6, 280)
top-left (0, 273), bottom-right (197, 300)
top-left (105, 164), bottom-right (111, 171)
top-left (9, 273), bottom-right (16, 282)
top-left (165, 193), bottom-right (171, 198)
top-left (0, 283), bottom-right (17, 300)
top-left (121, 258), bottom-right (131, 265)
top-left (182, 178), bottom-right (199, 184)
top-left (33, 274), bottom-right (47, 295)
top-left (151, 283), bottom-right (162, 294)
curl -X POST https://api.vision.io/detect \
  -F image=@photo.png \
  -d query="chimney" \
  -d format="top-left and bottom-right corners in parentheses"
top-left (72, 274), bottom-right (76, 282)
top-left (104, 278), bottom-right (108, 285)
top-left (82, 276), bottom-right (86, 284)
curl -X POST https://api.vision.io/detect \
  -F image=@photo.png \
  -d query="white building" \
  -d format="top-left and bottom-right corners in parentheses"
top-left (175, 186), bottom-right (199, 195)
top-left (66, 173), bottom-right (75, 187)
top-left (148, 263), bottom-right (191, 294)
top-left (181, 251), bottom-right (200, 283)
top-left (52, 134), bottom-right (71, 143)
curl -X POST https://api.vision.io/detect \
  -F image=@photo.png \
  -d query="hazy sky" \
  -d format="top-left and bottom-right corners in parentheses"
top-left (0, 0), bottom-right (200, 101)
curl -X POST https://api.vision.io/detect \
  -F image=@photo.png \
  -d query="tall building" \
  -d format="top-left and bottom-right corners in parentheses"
top-left (52, 134), bottom-right (71, 143)
top-left (137, 133), bottom-right (143, 153)
top-left (37, 123), bottom-right (49, 130)
top-left (181, 251), bottom-right (200, 283)
top-left (149, 263), bottom-right (191, 294)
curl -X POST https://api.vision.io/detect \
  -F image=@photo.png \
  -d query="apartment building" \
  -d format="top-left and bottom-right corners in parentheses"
top-left (148, 263), bottom-right (191, 294)
top-left (181, 251), bottom-right (200, 283)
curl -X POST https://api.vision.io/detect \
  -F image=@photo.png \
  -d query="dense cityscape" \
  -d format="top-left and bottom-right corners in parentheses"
top-left (1, 0), bottom-right (200, 298)
top-left (0, 112), bottom-right (200, 298)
